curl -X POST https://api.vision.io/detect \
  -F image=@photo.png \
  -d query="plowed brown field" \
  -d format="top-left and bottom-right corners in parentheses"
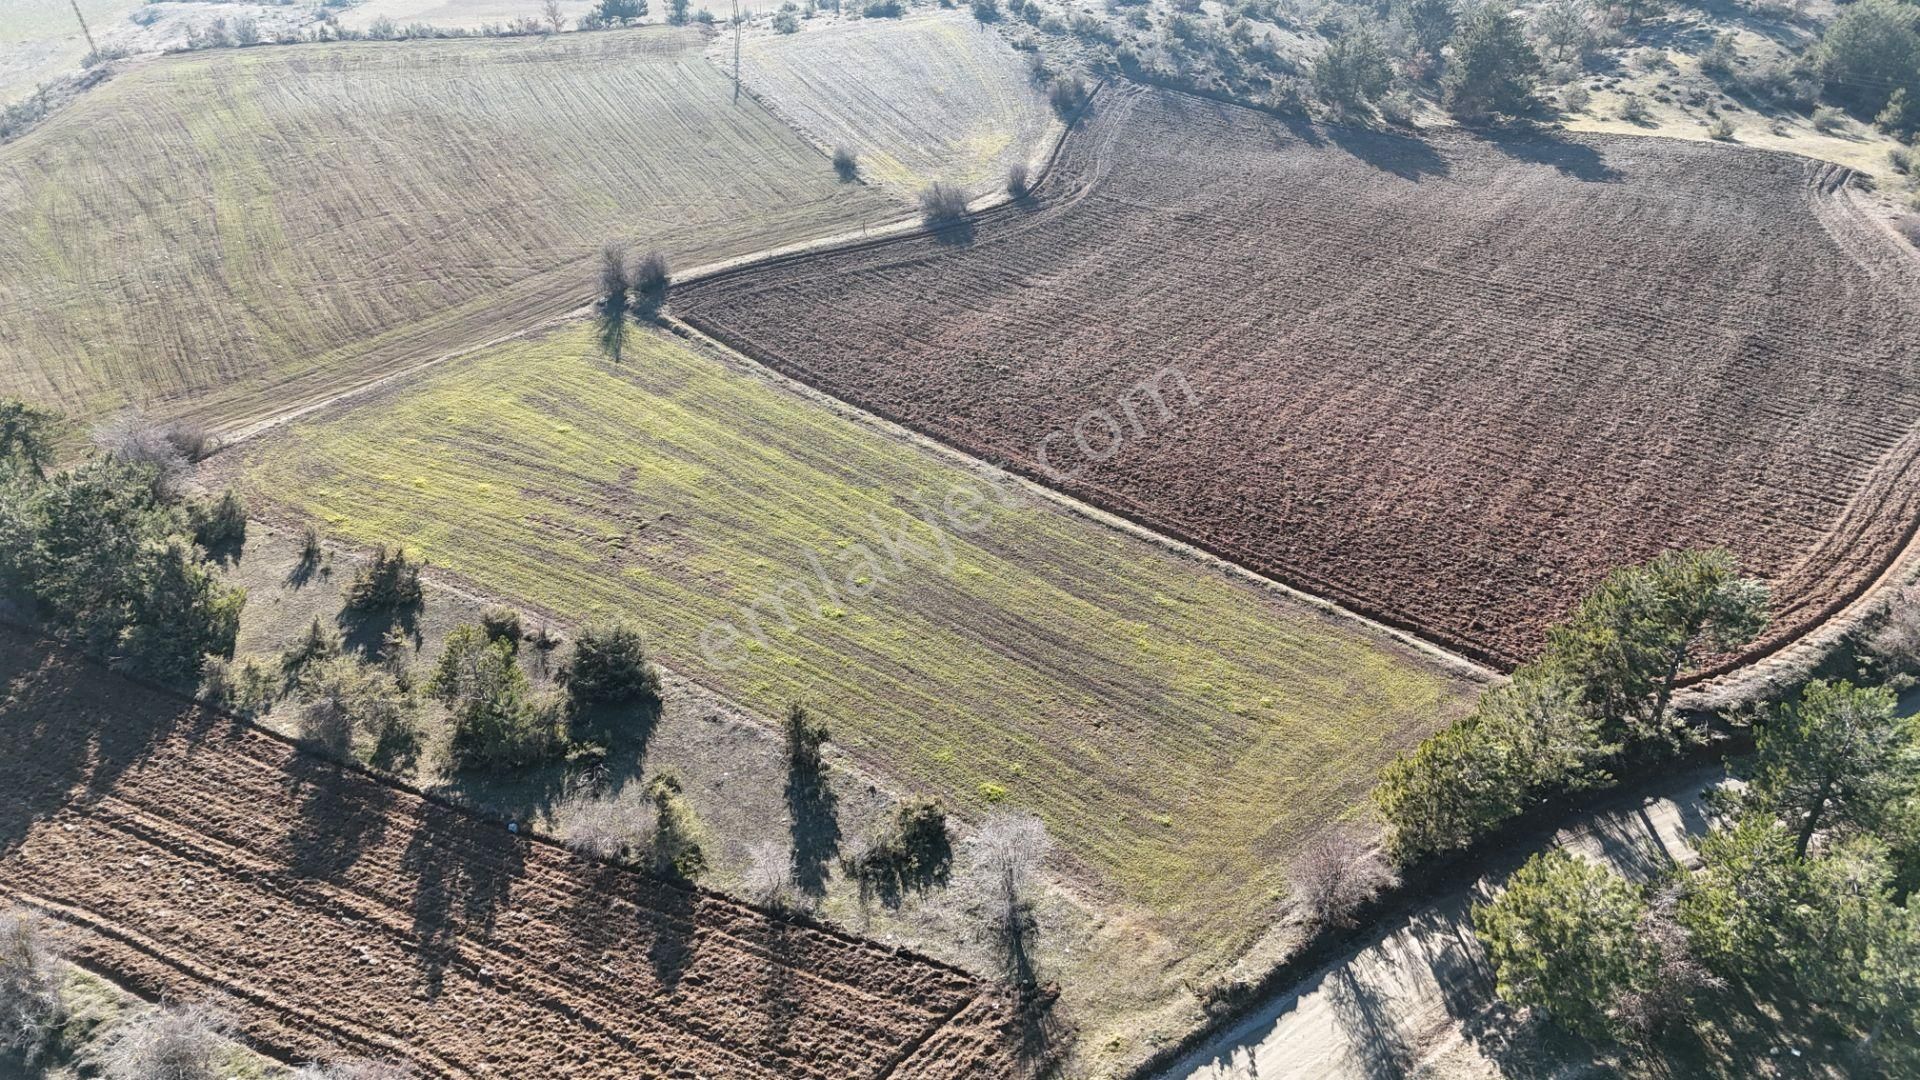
top-left (0, 629), bottom-right (1023, 1078)
top-left (676, 83), bottom-right (1920, 668)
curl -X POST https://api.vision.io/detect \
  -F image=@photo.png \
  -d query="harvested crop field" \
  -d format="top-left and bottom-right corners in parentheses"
top-left (731, 12), bottom-right (1056, 196)
top-left (0, 26), bottom-right (898, 428)
top-left (0, 628), bottom-right (1024, 1078)
top-left (676, 83), bottom-right (1920, 669)
top-left (226, 324), bottom-right (1479, 951)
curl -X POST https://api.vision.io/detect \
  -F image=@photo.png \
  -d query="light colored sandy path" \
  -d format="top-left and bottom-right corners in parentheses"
top-left (1161, 765), bottom-right (1728, 1080)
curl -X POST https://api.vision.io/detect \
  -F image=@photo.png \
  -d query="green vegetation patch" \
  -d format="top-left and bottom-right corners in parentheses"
top-left (236, 326), bottom-right (1476, 946)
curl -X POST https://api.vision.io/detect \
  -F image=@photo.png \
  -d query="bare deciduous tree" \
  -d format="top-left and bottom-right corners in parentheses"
top-left (554, 777), bottom-right (654, 862)
top-left (1290, 825), bottom-right (1395, 928)
top-left (968, 813), bottom-right (1050, 936)
top-left (293, 1059), bottom-right (417, 1080)
top-left (541, 0), bottom-right (567, 33)
top-left (743, 839), bottom-right (798, 910)
top-left (1869, 583), bottom-right (1920, 673)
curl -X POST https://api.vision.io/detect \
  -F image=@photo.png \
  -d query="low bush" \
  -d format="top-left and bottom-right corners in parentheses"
top-left (1005, 161), bottom-right (1032, 199)
top-left (99, 1003), bottom-right (236, 1080)
top-left (1707, 116), bottom-right (1736, 141)
top-left (1620, 93), bottom-right (1652, 123)
top-left (1048, 74), bottom-right (1090, 116)
top-left (555, 780), bottom-right (654, 861)
top-left (831, 144), bottom-right (858, 180)
top-left (647, 772), bottom-right (708, 879)
top-left (1290, 825), bottom-right (1395, 928)
top-left (344, 545), bottom-right (423, 612)
top-left (846, 797), bottom-right (952, 889)
top-left (198, 653), bottom-right (279, 718)
top-left (1812, 104), bottom-right (1847, 133)
top-left (292, 1060), bottom-right (417, 1080)
top-left (559, 619), bottom-right (661, 710)
top-left (865, 0), bottom-right (904, 15)
top-left (0, 906), bottom-right (65, 1061)
top-left (280, 617), bottom-right (342, 684)
top-left (189, 489), bottom-right (247, 552)
top-left (773, 8), bottom-right (800, 31)
top-left (629, 250), bottom-right (671, 313)
top-left (295, 656), bottom-right (417, 758)
top-left (1562, 84), bottom-right (1591, 113)
top-left (917, 182), bottom-right (970, 225)
top-left (971, 0), bottom-right (999, 21)
top-left (480, 606), bottom-right (523, 651)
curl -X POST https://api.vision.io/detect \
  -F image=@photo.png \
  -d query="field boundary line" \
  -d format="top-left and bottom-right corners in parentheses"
top-left (661, 315), bottom-right (1497, 684)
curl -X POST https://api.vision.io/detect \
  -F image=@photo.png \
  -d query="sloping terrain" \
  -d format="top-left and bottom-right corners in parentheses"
top-left (0, 26), bottom-right (897, 428)
top-left (227, 324), bottom-right (1481, 950)
top-left (731, 12), bottom-right (1056, 195)
top-left (676, 82), bottom-right (1920, 669)
top-left (0, 0), bottom-right (140, 104)
top-left (0, 628), bottom-right (1023, 1078)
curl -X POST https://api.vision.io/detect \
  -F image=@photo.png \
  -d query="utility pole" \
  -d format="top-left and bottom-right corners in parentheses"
top-left (731, 0), bottom-right (741, 103)
top-left (69, 0), bottom-right (99, 57)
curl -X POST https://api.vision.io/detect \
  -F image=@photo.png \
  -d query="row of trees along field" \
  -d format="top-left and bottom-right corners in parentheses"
top-left (1373, 542), bottom-right (1920, 1065)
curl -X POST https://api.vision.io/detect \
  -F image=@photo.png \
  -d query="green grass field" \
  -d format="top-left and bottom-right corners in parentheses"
top-left (232, 324), bottom-right (1478, 948)
top-left (0, 27), bottom-right (899, 429)
top-left (734, 12), bottom-right (1056, 195)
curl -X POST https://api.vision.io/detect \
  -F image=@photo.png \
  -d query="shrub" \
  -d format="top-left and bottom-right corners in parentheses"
top-left (1047, 74), bottom-right (1090, 116)
top-left (1290, 825), bottom-right (1396, 928)
top-left (281, 617), bottom-right (342, 683)
top-left (1889, 144), bottom-right (1915, 177)
top-left (846, 797), bottom-right (952, 888)
top-left (917, 182), bottom-right (970, 225)
top-left (971, 0), bottom-right (999, 21)
top-left (965, 812), bottom-right (1050, 940)
top-left (555, 780), bottom-right (654, 861)
top-left (1562, 84), bottom-right (1591, 113)
top-left (1311, 25), bottom-right (1392, 111)
top-left (1443, 3), bottom-right (1542, 120)
top-left (1620, 93), bottom-right (1652, 123)
top-left (189, 489), bottom-right (247, 551)
top-left (865, 0), bottom-right (904, 15)
top-left (344, 545), bottom-right (423, 612)
top-left (0, 906), bottom-right (65, 1061)
top-left (432, 626), bottom-right (561, 770)
top-left (772, 9), bottom-right (799, 31)
top-left (647, 771), bottom-right (708, 879)
top-left (743, 839), bottom-right (798, 909)
top-left (99, 1003), bottom-right (236, 1080)
top-left (629, 250), bottom-right (670, 313)
top-left (295, 656), bottom-right (417, 758)
top-left (1005, 161), bottom-right (1032, 199)
top-left (831, 145), bottom-right (858, 180)
top-left (91, 413), bottom-right (204, 497)
top-left (1816, 0), bottom-right (1920, 128)
top-left (480, 606), bottom-right (523, 651)
top-left (198, 653), bottom-right (278, 718)
top-left (1812, 105), bottom-right (1848, 133)
top-left (560, 619), bottom-right (661, 709)
top-left (1707, 116), bottom-right (1736, 141)
top-left (1698, 33), bottom-right (1738, 84)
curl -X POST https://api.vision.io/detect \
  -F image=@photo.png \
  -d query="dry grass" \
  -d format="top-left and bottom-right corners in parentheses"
top-left (0, 27), bottom-right (896, 429)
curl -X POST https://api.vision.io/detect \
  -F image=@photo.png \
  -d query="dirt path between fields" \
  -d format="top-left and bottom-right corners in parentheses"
top-left (1157, 765), bottom-right (1727, 1080)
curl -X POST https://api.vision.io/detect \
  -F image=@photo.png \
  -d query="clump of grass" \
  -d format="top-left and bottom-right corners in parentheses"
top-left (1812, 105), bottom-right (1847, 134)
top-left (1707, 116), bottom-right (1736, 142)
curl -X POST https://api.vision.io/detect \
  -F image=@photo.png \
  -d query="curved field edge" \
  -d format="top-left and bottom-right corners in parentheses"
top-left (0, 26), bottom-right (898, 430)
top-left (0, 625), bottom-right (1024, 1079)
top-left (671, 80), bottom-right (1920, 680)
top-left (221, 322), bottom-right (1482, 954)
top-left (721, 12), bottom-right (1060, 198)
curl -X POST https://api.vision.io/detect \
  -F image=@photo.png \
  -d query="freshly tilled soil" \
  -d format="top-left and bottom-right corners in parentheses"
top-left (677, 83), bottom-right (1920, 669)
top-left (0, 630), bottom-right (1024, 1078)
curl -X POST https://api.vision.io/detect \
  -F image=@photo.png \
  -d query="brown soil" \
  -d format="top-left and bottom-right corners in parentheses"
top-left (676, 83), bottom-right (1920, 670)
top-left (0, 627), bottom-right (1026, 1078)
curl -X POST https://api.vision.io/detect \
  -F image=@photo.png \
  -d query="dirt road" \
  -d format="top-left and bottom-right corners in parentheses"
top-left (1161, 766), bottom-right (1726, 1080)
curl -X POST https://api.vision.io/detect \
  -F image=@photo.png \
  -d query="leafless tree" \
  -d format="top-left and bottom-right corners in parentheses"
top-left (743, 839), bottom-right (798, 910)
top-left (1290, 825), bottom-right (1395, 928)
top-left (100, 1002), bottom-right (236, 1080)
top-left (541, 0), bottom-right (567, 33)
top-left (968, 813), bottom-right (1050, 936)
top-left (91, 411), bottom-right (216, 496)
top-left (1869, 583), bottom-right (1920, 673)
top-left (293, 1059), bottom-right (417, 1080)
top-left (0, 906), bottom-right (65, 1061)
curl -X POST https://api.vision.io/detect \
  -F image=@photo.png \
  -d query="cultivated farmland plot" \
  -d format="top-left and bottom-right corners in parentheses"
top-left (676, 82), bottom-right (1920, 670)
top-left (0, 628), bottom-right (1024, 1078)
top-left (0, 26), bottom-right (899, 429)
top-left (729, 12), bottom-right (1058, 196)
top-left (228, 325), bottom-right (1479, 958)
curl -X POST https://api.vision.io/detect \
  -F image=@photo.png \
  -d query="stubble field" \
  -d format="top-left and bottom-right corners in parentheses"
top-left (676, 83), bottom-right (1920, 669)
top-left (0, 628), bottom-right (1023, 1078)
top-left (730, 12), bottom-right (1057, 196)
top-left (0, 26), bottom-right (898, 429)
top-left (226, 323), bottom-right (1480, 955)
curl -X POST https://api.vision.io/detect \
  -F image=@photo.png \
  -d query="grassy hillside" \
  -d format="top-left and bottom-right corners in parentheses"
top-left (733, 11), bottom-right (1057, 195)
top-left (230, 324), bottom-right (1478, 948)
top-left (0, 27), bottom-right (898, 428)
top-left (0, 0), bottom-right (139, 104)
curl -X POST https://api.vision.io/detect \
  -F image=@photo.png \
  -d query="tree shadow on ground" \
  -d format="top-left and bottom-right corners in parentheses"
top-left (929, 219), bottom-right (977, 247)
top-left (400, 801), bottom-right (523, 1000)
top-left (1327, 125), bottom-right (1451, 181)
top-left (575, 698), bottom-right (661, 800)
top-left (995, 914), bottom-right (1068, 1073)
top-left (644, 879), bottom-right (699, 991)
top-left (784, 767), bottom-right (840, 899)
top-left (1484, 132), bottom-right (1625, 183)
top-left (1326, 966), bottom-right (1417, 1080)
top-left (285, 750), bottom-right (395, 882)
top-left (336, 603), bottom-right (420, 660)
top-left (284, 547), bottom-right (324, 590)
